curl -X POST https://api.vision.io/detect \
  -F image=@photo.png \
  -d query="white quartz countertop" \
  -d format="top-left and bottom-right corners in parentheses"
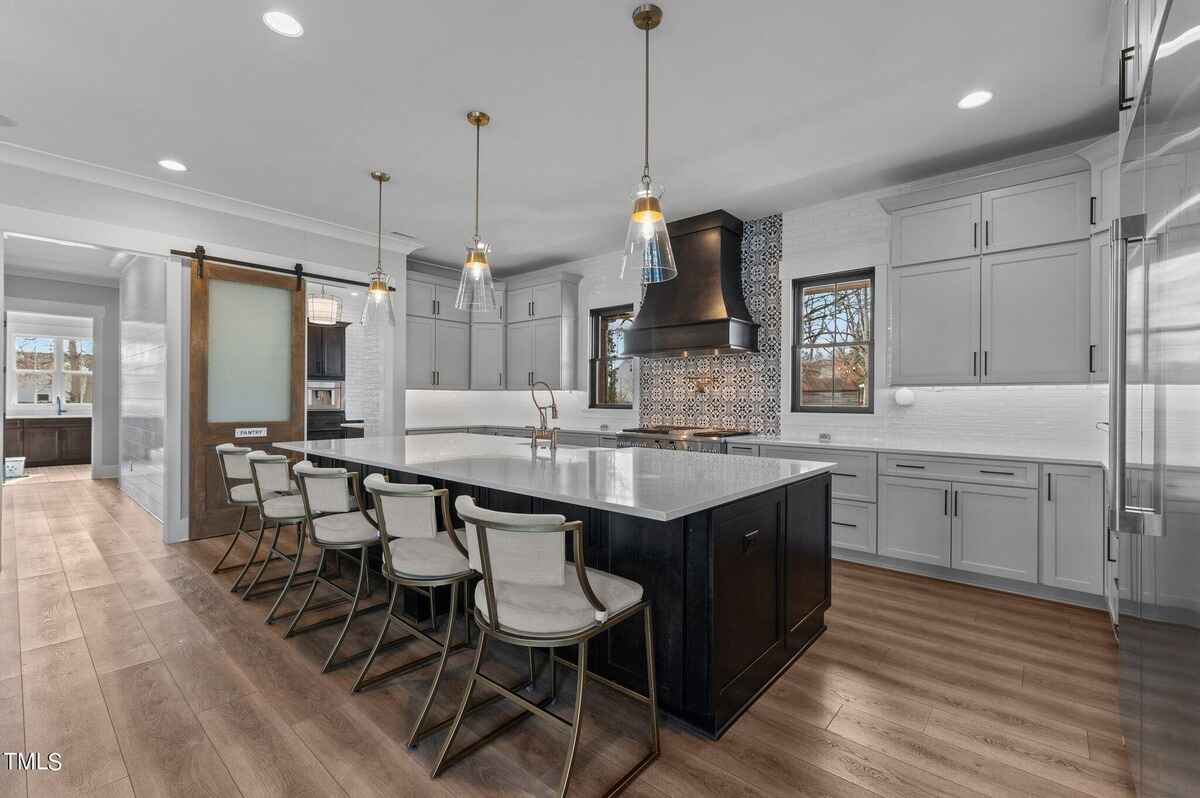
top-left (273, 433), bottom-right (834, 522)
top-left (6, 414), bottom-right (92, 420)
top-left (736, 435), bottom-right (1104, 468)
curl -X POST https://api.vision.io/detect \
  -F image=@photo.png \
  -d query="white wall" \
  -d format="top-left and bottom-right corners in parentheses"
top-left (4, 274), bottom-right (121, 472)
top-left (406, 253), bottom-right (640, 431)
top-left (119, 255), bottom-right (167, 519)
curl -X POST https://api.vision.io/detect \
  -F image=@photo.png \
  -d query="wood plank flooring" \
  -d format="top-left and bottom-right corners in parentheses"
top-left (0, 476), bottom-right (1132, 797)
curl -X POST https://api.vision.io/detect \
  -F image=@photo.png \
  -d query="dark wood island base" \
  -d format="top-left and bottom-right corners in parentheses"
top-left (312, 454), bottom-right (832, 739)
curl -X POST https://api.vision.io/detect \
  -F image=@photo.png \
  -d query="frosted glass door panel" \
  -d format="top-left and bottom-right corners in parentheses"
top-left (207, 280), bottom-right (292, 422)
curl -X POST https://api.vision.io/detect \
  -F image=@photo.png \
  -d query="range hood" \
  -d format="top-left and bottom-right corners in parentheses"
top-left (623, 210), bottom-right (759, 357)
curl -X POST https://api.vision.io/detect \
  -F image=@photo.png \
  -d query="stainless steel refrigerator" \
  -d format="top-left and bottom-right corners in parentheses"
top-left (1109, 1), bottom-right (1200, 794)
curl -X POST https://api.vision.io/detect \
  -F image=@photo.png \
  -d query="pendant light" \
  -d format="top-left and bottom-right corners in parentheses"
top-left (361, 170), bottom-right (397, 327)
top-left (455, 110), bottom-right (498, 312)
top-left (306, 284), bottom-right (342, 325)
top-left (621, 3), bottom-right (676, 285)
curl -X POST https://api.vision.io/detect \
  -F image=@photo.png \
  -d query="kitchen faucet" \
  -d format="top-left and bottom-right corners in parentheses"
top-left (528, 380), bottom-right (559, 451)
top-left (54, 394), bottom-right (65, 416)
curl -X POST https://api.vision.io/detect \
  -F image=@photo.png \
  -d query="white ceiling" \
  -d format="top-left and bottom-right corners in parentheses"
top-left (2, 235), bottom-right (131, 284)
top-left (0, 1), bottom-right (1115, 273)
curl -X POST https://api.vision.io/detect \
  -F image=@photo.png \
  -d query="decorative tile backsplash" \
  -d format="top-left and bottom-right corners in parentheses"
top-left (639, 214), bottom-right (783, 434)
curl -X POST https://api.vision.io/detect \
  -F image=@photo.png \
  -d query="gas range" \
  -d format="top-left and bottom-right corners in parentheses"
top-left (615, 425), bottom-right (752, 453)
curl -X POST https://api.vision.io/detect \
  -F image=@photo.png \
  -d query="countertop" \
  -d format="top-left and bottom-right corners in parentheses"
top-left (409, 424), bottom-right (624, 436)
top-left (273, 433), bottom-right (834, 522)
top-left (736, 435), bottom-right (1105, 469)
top-left (6, 414), bottom-right (92, 421)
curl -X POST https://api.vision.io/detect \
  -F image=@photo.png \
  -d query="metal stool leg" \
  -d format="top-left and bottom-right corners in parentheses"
top-left (229, 516), bottom-right (267, 593)
top-left (264, 525), bottom-right (306, 624)
top-left (211, 506), bottom-right (249, 573)
top-left (406, 581), bottom-right (459, 747)
top-left (643, 606), bottom-right (660, 759)
top-left (320, 544), bottom-right (368, 672)
top-left (283, 548), bottom-right (327, 639)
top-left (558, 642), bottom-right (588, 798)
top-left (431, 633), bottom-right (488, 779)
top-left (352, 582), bottom-right (400, 692)
top-left (241, 520), bottom-right (282, 599)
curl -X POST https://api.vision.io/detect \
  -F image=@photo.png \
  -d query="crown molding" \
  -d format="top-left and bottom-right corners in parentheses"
top-left (4, 265), bottom-right (118, 288)
top-left (0, 142), bottom-right (425, 257)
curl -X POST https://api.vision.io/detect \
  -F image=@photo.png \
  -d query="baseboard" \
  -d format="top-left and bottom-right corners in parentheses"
top-left (91, 464), bottom-right (119, 479)
top-left (833, 548), bottom-right (1106, 610)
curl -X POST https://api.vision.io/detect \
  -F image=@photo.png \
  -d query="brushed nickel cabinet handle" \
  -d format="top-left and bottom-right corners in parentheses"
top-left (896, 463), bottom-right (925, 470)
top-left (832, 521), bottom-right (858, 528)
top-left (832, 472), bottom-right (856, 478)
top-left (979, 469), bottom-right (1015, 476)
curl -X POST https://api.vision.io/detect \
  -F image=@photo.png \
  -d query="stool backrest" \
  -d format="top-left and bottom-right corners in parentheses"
top-left (246, 451), bottom-right (291, 502)
top-left (453, 495), bottom-right (566, 587)
top-left (363, 473), bottom-right (436, 539)
top-left (294, 461), bottom-right (354, 515)
top-left (215, 443), bottom-right (252, 504)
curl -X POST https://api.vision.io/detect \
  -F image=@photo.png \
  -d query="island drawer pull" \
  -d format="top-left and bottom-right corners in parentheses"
top-left (979, 469), bottom-right (1015, 476)
top-left (832, 521), bottom-right (857, 528)
top-left (741, 529), bottom-right (760, 551)
top-left (832, 472), bottom-right (857, 478)
top-left (895, 463), bottom-right (925, 470)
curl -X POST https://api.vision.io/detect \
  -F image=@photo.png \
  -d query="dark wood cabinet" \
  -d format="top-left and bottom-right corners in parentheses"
top-left (307, 322), bottom-right (349, 380)
top-left (5, 417), bottom-right (92, 466)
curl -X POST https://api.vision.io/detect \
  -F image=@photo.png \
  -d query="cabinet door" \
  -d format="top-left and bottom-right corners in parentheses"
top-left (890, 194), bottom-right (980, 267)
top-left (1093, 158), bottom-right (1120, 234)
top-left (472, 288), bottom-right (505, 324)
top-left (406, 279), bottom-right (437, 319)
top-left (531, 283), bottom-right (562, 319)
top-left (321, 325), bottom-right (346, 380)
top-left (508, 287), bottom-right (534, 320)
top-left (890, 257), bottom-right (980, 385)
top-left (4, 422), bottom-right (22, 458)
top-left (406, 316), bottom-right (436, 389)
top-left (531, 317), bottom-right (563, 389)
top-left (506, 321), bottom-right (534, 387)
top-left (951, 483), bottom-right (1038, 583)
top-left (434, 320), bottom-right (470, 389)
top-left (434, 285), bottom-right (471, 324)
top-left (58, 422), bottom-right (91, 463)
top-left (878, 476), bottom-right (952, 566)
top-left (981, 172), bottom-right (1090, 253)
top-left (1040, 465), bottom-right (1104, 594)
top-left (831, 499), bottom-right (877, 554)
top-left (1090, 236), bottom-right (1111, 383)
top-left (470, 324), bottom-right (505, 389)
top-left (980, 241), bottom-right (1090, 383)
top-left (306, 324), bottom-right (325, 378)
top-left (22, 425), bottom-right (60, 466)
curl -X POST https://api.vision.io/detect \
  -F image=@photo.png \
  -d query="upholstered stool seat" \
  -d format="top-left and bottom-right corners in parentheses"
top-left (388, 532), bottom-right (471, 579)
top-left (230, 481), bottom-right (296, 504)
top-left (312, 510), bottom-right (380, 546)
top-left (473, 566), bottom-right (642, 636)
top-left (261, 493), bottom-right (306, 520)
top-left (211, 443), bottom-right (276, 586)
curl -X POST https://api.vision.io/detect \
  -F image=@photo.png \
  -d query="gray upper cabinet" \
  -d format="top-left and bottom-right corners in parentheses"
top-left (470, 325), bottom-right (505, 389)
top-left (890, 257), bottom-right (980, 385)
top-left (435, 320), bottom-right (470, 389)
top-left (406, 277), bottom-right (470, 323)
top-left (531, 283), bottom-right (563, 319)
top-left (980, 172), bottom-right (1090, 253)
top-left (406, 279), bottom-right (437, 319)
top-left (950, 482), bottom-right (1038, 583)
top-left (1090, 236), bottom-right (1111, 383)
top-left (980, 241), bottom-right (1091, 384)
top-left (434, 285), bottom-right (471, 324)
top-left (471, 287), bottom-right (506, 325)
top-left (878, 475), bottom-right (952, 566)
top-left (406, 316), bottom-right (436, 389)
top-left (1040, 465), bottom-right (1104, 594)
top-left (532, 316), bottom-right (565, 388)
top-left (507, 320), bottom-right (535, 388)
top-left (890, 194), bottom-right (981, 267)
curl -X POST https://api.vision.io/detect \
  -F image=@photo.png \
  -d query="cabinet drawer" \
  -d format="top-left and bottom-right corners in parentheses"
top-left (760, 445), bottom-right (877, 501)
top-left (557, 432), bottom-right (599, 447)
top-left (880, 453), bottom-right (1037, 488)
top-left (831, 499), bottom-right (877, 554)
top-left (726, 443), bottom-right (759, 457)
top-left (598, 435), bottom-right (621, 448)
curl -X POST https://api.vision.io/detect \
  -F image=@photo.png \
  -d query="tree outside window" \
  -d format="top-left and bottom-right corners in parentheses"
top-left (792, 269), bottom-right (874, 412)
top-left (11, 335), bottom-right (94, 407)
top-left (589, 305), bottom-right (635, 409)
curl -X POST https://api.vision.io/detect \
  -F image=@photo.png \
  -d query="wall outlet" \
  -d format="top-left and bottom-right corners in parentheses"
top-left (819, 432), bottom-right (832, 443)
top-left (234, 427), bottom-right (268, 439)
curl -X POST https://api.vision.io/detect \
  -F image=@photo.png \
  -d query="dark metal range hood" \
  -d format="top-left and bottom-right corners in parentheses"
top-left (624, 210), bottom-right (759, 358)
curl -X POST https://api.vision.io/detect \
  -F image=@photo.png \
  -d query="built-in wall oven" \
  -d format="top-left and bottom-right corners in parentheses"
top-left (306, 381), bottom-right (345, 411)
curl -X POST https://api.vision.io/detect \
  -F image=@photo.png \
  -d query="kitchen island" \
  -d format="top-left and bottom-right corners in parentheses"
top-left (272, 433), bottom-right (834, 738)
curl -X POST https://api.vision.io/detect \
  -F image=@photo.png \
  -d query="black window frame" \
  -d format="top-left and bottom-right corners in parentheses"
top-left (588, 303), bottom-right (635, 409)
top-left (791, 267), bottom-right (876, 414)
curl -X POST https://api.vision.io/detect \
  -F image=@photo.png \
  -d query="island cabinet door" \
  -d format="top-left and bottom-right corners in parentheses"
top-left (712, 488), bottom-right (784, 699)
top-left (786, 474), bottom-right (832, 634)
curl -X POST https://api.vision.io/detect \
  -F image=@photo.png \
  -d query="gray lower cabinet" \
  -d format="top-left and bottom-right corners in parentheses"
top-left (760, 445), bottom-right (877, 501)
top-left (598, 435), bottom-right (621, 448)
top-left (557, 431), bottom-right (600, 447)
top-left (470, 324), bottom-right (505, 389)
top-left (878, 476), bottom-right (952, 566)
top-left (951, 482), bottom-right (1038, 583)
top-left (1040, 464), bottom-right (1104, 594)
top-left (890, 257), bottom-right (981, 385)
top-left (831, 499), bottom-right (877, 553)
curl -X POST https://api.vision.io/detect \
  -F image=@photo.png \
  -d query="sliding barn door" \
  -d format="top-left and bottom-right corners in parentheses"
top-left (188, 260), bottom-right (305, 539)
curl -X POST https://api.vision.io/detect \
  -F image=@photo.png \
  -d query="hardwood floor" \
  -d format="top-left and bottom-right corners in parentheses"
top-left (0, 476), bottom-right (1132, 797)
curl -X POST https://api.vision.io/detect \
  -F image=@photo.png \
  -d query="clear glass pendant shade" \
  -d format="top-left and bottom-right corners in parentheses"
top-left (360, 268), bottom-right (396, 327)
top-left (621, 182), bottom-right (676, 284)
top-left (306, 287), bottom-right (342, 325)
top-left (455, 240), bottom-right (497, 312)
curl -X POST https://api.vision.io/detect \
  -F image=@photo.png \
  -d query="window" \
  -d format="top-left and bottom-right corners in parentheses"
top-left (792, 268), bottom-right (874, 413)
top-left (589, 304), bottom-right (635, 409)
top-left (10, 334), bottom-right (94, 407)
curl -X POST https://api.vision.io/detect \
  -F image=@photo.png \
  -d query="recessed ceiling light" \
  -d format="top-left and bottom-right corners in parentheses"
top-left (158, 158), bottom-right (188, 172)
top-left (0, 114), bottom-right (16, 128)
top-left (350, 291), bottom-right (360, 297)
top-left (957, 90), bottom-right (993, 110)
top-left (3, 232), bottom-right (99, 249)
top-left (262, 10), bottom-right (304, 37)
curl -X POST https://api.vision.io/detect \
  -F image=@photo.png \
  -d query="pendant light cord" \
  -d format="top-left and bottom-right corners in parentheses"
top-left (376, 176), bottom-right (383, 269)
top-left (642, 26), bottom-right (651, 187)
top-left (474, 122), bottom-right (481, 241)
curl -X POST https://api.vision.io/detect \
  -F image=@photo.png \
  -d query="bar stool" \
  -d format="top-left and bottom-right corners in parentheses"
top-left (241, 452), bottom-right (314, 625)
top-left (433, 496), bottom-right (659, 797)
top-left (352, 474), bottom-right (490, 747)
top-left (287, 461), bottom-right (384, 672)
top-left (210, 443), bottom-right (265, 589)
